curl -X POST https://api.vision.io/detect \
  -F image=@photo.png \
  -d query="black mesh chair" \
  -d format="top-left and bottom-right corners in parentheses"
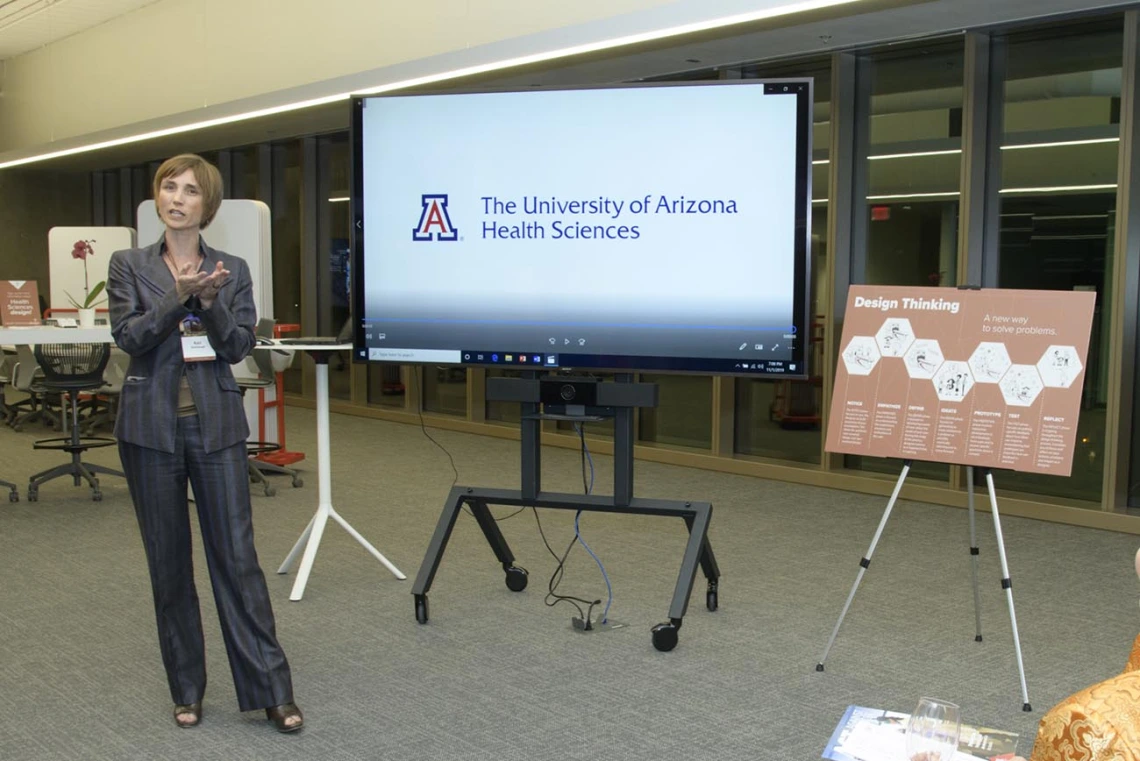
top-left (6, 345), bottom-right (58, 431)
top-left (0, 348), bottom-right (15, 426)
top-left (28, 343), bottom-right (124, 502)
top-left (0, 352), bottom-right (21, 500)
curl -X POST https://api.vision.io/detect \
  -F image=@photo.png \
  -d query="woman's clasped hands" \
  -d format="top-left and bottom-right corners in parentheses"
top-left (175, 259), bottom-right (230, 307)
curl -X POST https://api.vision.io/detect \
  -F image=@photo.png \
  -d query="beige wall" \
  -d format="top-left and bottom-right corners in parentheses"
top-left (0, 171), bottom-right (91, 304)
top-left (0, 0), bottom-right (802, 155)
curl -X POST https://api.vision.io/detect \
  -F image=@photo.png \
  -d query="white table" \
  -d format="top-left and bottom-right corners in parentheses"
top-left (265, 341), bottom-right (405, 600)
top-left (0, 326), bottom-right (113, 345)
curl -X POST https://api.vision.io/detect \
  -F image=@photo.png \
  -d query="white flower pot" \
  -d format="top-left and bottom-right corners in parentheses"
top-left (77, 308), bottom-right (96, 328)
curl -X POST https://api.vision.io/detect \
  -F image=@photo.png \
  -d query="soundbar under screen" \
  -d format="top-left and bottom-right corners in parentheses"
top-left (351, 80), bottom-right (812, 377)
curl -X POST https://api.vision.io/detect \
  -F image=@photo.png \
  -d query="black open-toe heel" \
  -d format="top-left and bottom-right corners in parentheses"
top-left (265, 702), bottom-right (303, 733)
top-left (173, 702), bottom-right (202, 728)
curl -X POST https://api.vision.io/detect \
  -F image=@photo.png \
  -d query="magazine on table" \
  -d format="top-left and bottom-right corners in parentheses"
top-left (822, 705), bottom-right (1019, 761)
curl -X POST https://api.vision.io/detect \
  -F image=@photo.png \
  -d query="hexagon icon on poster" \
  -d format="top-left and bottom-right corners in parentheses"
top-left (842, 336), bottom-right (881, 376)
top-left (932, 360), bottom-right (975, 403)
top-left (875, 318), bottom-right (915, 358)
top-left (1036, 345), bottom-right (1083, 389)
top-left (904, 339), bottom-right (945, 379)
top-left (1000, 365), bottom-right (1045, 407)
top-left (969, 342), bottom-right (1012, 384)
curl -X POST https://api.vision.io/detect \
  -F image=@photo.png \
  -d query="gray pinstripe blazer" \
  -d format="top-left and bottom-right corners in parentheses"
top-left (107, 237), bottom-right (256, 454)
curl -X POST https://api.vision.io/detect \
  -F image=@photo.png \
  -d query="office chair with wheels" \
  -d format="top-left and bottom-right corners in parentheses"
top-left (236, 344), bottom-right (302, 497)
top-left (7, 345), bottom-right (58, 431)
top-left (0, 354), bottom-right (14, 497)
top-left (0, 477), bottom-right (16, 502)
top-left (28, 343), bottom-right (125, 502)
top-left (0, 348), bottom-right (15, 425)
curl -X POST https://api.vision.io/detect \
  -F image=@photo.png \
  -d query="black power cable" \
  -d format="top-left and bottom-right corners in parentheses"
top-left (411, 365), bottom-right (525, 523)
top-left (531, 423), bottom-right (601, 622)
top-left (531, 507), bottom-right (598, 623)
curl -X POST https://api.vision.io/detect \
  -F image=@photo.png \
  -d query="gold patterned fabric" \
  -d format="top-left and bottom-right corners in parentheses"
top-left (1029, 634), bottom-right (1140, 761)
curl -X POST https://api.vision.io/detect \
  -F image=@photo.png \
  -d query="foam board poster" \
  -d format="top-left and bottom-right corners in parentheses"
top-left (824, 286), bottom-right (1096, 476)
top-left (0, 280), bottom-right (41, 325)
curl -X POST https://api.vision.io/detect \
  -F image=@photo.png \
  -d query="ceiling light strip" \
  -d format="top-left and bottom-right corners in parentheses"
top-left (0, 94), bottom-right (349, 169)
top-left (1031, 213), bottom-right (1110, 220)
top-left (1001, 137), bottom-right (1119, 151)
top-left (862, 184), bottom-right (1117, 202)
top-left (866, 191), bottom-right (961, 200)
top-left (1029, 234), bottom-right (1107, 240)
top-left (810, 137), bottom-right (1119, 166)
top-left (0, 0), bottom-right (866, 170)
top-left (1000, 184), bottom-right (1117, 194)
top-left (869, 149), bottom-right (961, 161)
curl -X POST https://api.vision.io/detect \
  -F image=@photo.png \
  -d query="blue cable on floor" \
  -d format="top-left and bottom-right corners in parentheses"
top-left (573, 425), bottom-right (612, 622)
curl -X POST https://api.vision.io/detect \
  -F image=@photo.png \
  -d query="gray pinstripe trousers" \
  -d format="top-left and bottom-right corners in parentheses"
top-left (119, 416), bottom-right (293, 711)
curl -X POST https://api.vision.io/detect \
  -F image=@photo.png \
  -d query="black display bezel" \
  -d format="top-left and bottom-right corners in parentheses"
top-left (350, 78), bottom-right (813, 378)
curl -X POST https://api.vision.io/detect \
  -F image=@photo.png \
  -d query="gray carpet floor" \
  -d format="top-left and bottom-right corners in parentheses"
top-left (1, 407), bottom-right (1137, 761)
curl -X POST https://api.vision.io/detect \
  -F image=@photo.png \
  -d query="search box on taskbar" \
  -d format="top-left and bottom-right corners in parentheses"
top-left (368, 348), bottom-right (462, 363)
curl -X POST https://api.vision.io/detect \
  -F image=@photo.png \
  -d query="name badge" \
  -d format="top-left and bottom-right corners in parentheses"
top-left (180, 316), bottom-right (216, 362)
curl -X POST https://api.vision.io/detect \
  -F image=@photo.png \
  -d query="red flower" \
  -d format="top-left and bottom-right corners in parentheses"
top-left (72, 240), bottom-right (94, 260)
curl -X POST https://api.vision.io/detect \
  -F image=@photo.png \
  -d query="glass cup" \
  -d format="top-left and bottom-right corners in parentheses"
top-left (904, 697), bottom-right (961, 761)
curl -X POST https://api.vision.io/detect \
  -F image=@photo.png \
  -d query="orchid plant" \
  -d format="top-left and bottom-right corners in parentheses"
top-left (66, 239), bottom-right (107, 310)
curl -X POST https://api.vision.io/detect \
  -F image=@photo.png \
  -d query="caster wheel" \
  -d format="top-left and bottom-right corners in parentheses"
top-left (651, 621), bottom-right (679, 652)
top-left (264, 486), bottom-right (276, 497)
top-left (292, 477), bottom-right (304, 488)
top-left (504, 566), bottom-right (528, 592)
top-left (706, 589), bottom-right (718, 612)
top-left (414, 594), bottom-right (429, 624)
top-left (27, 489), bottom-right (38, 503)
top-left (9, 491), bottom-right (18, 503)
top-left (92, 491), bottom-right (103, 502)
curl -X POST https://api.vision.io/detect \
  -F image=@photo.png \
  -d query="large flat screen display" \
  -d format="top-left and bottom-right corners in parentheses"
top-left (351, 80), bottom-right (813, 376)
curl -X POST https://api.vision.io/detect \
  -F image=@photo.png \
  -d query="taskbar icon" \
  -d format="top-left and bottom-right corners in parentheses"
top-left (462, 351), bottom-right (557, 367)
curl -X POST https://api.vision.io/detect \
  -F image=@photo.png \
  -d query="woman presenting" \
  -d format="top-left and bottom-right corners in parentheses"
top-left (107, 154), bottom-right (302, 732)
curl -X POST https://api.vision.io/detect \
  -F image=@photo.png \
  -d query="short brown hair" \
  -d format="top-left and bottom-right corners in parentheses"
top-left (152, 154), bottom-right (224, 228)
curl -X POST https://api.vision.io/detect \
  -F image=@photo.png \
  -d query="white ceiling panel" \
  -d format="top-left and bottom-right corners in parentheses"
top-left (0, 0), bottom-right (161, 61)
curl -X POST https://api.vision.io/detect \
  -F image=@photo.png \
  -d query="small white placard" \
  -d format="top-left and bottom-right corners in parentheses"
top-left (181, 335), bottom-right (217, 362)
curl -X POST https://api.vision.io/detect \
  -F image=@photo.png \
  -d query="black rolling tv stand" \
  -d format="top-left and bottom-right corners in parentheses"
top-left (410, 372), bottom-right (720, 651)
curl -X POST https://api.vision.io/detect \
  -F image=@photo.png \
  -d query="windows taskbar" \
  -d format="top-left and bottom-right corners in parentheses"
top-left (360, 346), bottom-right (802, 375)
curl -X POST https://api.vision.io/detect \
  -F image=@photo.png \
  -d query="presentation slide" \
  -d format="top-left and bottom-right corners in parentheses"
top-left (355, 82), bottom-right (809, 374)
top-left (824, 286), bottom-right (1096, 476)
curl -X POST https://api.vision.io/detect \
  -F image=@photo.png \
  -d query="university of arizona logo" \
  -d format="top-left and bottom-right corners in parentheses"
top-left (412, 194), bottom-right (458, 241)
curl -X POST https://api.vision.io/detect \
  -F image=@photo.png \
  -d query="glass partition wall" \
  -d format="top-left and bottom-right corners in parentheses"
top-left (992, 21), bottom-right (1122, 505)
top-left (843, 39), bottom-right (965, 484)
top-left (733, 59), bottom-right (830, 465)
top-left (83, 8), bottom-right (1140, 528)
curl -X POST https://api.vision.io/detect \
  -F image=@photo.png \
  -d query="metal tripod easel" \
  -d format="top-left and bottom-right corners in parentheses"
top-left (815, 460), bottom-right (1032, 711)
